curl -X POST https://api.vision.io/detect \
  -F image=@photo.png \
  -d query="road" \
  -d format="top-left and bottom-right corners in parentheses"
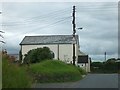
top-left (32, 74), bottom-right (119, 88)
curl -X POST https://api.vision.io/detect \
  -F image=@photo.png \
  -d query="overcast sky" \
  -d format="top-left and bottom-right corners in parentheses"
top-left (0, 1), bottom-right (118, 62)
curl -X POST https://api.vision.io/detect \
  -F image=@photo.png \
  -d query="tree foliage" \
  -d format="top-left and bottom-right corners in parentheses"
top-left (24, 47), bottom-right (54, 63)
top-left (19, 50), bottom-right (22, 61)
top-left (91, 58), bottom-right (119, 73)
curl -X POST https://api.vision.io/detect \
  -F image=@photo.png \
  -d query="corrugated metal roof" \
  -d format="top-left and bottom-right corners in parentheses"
top-left (20, 35), bottom-right (78, 45)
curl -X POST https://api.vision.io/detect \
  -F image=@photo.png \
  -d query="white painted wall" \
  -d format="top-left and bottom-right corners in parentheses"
top-left (22, 44), bottom-right (58, 59)
top-left (78, 63), bottom-right (89, 72)
top-left (77, 60), bottom-right (91, 72)
top-left (88, 58), bottom-right (91, 72)
top-left (21, 44), bottom-right (79, 64)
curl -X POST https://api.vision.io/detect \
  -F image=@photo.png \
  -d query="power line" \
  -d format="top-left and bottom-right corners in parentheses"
top-left (23, 16), bottom-right (71, 34)
top-left (1, 4), bottom-right (117, 27)
top-left (4, 3), bottom-right (117, 26)
top-left (22, 7), bottom-right (71, 23)
top-left (1, 7), bottom-right (71, 26)
top-left (6, 16), bottom-right (71, 41)
top-left (2, 15), bottom-right (71, 33)
top-left (2, 14), bottom-right (70, 27)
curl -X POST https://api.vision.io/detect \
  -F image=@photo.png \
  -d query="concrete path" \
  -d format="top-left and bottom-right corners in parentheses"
top-left (32, 74), bottom-right (119, 88)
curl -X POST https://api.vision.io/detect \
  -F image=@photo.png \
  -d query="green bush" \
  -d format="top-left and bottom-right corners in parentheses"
top-left (30, 60), bottom-right (85, 83)
top-left (24, 47), bottom-right (54, 63)
top-left (91, 61), bottom-right (119, 73)
top-left (76, 67), bottom-right (87, 75)
top-left (2, 56), bottom-right (32, 88)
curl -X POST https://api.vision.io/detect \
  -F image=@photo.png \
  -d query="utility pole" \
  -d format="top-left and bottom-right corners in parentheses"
top-left (72, 6), bottom-right (76, 65)
top-left (105, 52), bottom-right (106, 61)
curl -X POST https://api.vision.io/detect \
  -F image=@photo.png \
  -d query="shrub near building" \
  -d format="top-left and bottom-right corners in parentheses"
top-left (24, 47), bottom-right (54, 63)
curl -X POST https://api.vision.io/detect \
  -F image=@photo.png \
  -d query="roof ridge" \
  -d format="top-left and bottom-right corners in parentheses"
top-left (25, 35), bottom-right (78, 37)
top-left (20, 35), bottom-right (79, 45)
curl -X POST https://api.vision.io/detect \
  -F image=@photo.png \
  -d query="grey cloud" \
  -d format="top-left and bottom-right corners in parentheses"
top-left (2, 2), bottom-right (118, 61)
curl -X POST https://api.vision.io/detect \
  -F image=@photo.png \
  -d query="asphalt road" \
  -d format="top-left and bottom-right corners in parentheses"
top-left (32, 74), bottom-right (119, 88)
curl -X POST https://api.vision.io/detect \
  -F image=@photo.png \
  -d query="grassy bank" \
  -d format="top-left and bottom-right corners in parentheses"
top-left (2, 55), bottom-right (86, 87)
top-left (30, 60), bottom-right (86, 83)
top-left (2, 56), bottom-right (33, 88)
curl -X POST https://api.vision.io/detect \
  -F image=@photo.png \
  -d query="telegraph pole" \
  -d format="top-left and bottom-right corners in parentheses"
top-left (105, 52), bottom-right (106, 61)
top-left (72, 6), bottom-right (76, 65)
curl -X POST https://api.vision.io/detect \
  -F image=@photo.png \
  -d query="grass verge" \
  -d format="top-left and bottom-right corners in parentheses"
top-left (30, 60), bottom-right (86, 83)
top-left (2, 55), bottom-right (33, 88)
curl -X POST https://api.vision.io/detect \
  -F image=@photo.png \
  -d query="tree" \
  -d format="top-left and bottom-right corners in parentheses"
top-left (107, 58), bottom-right (117, 63)
top-left (19, 50), bottom-right (22, 61)
top-left (91, 62), bottom-right (104, 73)
top-left (24, 47), bottom-right (54, 64)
